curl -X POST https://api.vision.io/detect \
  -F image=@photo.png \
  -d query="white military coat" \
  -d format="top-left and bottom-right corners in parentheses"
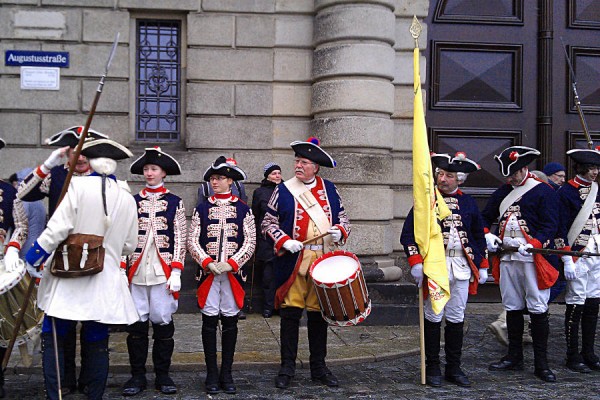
top-left (36, 175), bottom-right (139, 325)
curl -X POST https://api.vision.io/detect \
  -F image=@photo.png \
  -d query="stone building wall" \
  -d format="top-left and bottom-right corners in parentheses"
top-left (0, 0), bottom-right (430, 291)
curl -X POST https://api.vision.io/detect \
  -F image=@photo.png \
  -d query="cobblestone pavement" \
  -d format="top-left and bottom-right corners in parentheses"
top-left (4, 303), bottom-right (600, 399)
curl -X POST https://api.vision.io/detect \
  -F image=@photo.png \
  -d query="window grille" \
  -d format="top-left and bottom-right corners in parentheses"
top-left (136, 19), bottom-right (181, 141)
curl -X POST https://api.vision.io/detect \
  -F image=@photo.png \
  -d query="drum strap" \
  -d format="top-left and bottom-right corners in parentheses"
top-left (284, 177), bottom-right (334, 250)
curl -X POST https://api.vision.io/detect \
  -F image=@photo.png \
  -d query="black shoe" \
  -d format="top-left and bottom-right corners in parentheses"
top-left (275, 374), bottom-right (292, 389)
top-left (445, 373), bottom-right (471, 387)
top-left (61, 385), bottom-right (78, 397)
top-left (220, 381), bottom-right (236, 394)
top-left (566, 361), bottom-right (591, 373)
top-left (122, 376), bottom-right (147, 396)
top-left (534, 368), bottom-right (556, 382)
top-left (205, 381), bottom-right (220, 394)
top-left (238, 310), bottom-right (246, 320)
top-left (155, 383), bottom-right (177, 394)
top-left (263, 309), bottom-right (273, 318)
top-left (584, 359), bottom-right (600, 371)
top-left (312, 372), bottom-right (339, 387)
top-left (488, 359), bottom-right (524, 371)
top-left (425, 374), bottom-right (442, 387)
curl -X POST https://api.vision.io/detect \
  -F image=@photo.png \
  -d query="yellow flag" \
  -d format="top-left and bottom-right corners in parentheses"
top-left (412, 47), bottom-right (451, 314)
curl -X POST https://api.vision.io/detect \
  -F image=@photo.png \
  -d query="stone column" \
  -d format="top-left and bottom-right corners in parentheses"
top-left (311, 0), bottom-right (401, 283)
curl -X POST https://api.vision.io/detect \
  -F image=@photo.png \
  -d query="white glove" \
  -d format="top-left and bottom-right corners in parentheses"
top-left (327, 226), bottom-right (342, 243)
top-left (167, 269), bottom-right (182, 292)
top-left (26, 262), bottom-right (42, 279)
top-left (502, 237), bottom-right (521, 248)
top-left (4, 246), bottom-right (22, 273)
top-left (43, 146), bottom-right (69, 170)
top-left (518, 243), bottom-right (533, 257)
top-left (478, 268), bottom-right (488, 285)
top-left (485, 233), bottom-right (502, 252)
top-left (216, 261), bottom-right (233, 274)
top-left (411, 263), bottom-right (424, 288)
top-left (120, 267), bottom-right (129, 285)
top-left (283, 239), bottom-right (303, 254)
top-left (207, 262), bottom-right (221, 275)
top-left (562, 256), bottom-right (577, 280)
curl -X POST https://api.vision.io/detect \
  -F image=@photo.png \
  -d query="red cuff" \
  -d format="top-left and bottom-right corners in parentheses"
top-left (274, 235), bottom-right (291, 252)
top-left (335, 224), bottom-right (348, 240)
top-left (408, 254), bottom-right (424, 267)
top-left (479, 258), bottom-right (489, 269)
top-left (120, 261), bottom-right (127, 269)
top-left (227, 258), bottom-right (239, 272)
top-left (35, 165), bottom-right (49, 179)
top-left (530, 238), bottom-right (543, 249)
top-left (171, 261), bottom-right (184, 270)
top-left (201, 257), bottom-right (215, 269)
top-left (6, 242), bottom-right (21, 252)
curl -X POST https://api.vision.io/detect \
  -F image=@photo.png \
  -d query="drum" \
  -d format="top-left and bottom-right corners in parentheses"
top-left (309, 250), bottom-right (371, 326)
top-left (0, 259), bottom-right (43, 347)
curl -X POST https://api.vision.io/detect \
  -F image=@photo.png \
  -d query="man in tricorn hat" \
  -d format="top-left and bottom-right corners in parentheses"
top-left (18, 126), bottom-right (108, 394)
top-left (188, 156), bottom-right (255, 395)
top-left (0, 138), bottom-right (29, 399)
top-left (121, 147), bottom-right (187, 396)
top-left (556, 147), bottom-right (600, 373)
top-left (481, 146), bottom-right (559, 382)
top-left (401, 152), bottom-right (488, 387)
top-left (25, 139), bottom-right (139, 400)
top-left (262, 137), bottom-right (351, 389)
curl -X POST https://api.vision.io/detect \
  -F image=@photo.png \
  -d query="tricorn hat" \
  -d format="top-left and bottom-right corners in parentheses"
top-left (290, 137), bottom-right (336, 168)
top-left (566, 147), bottom-right (600, 166)
top-left (431, 152), bottom-right (480, 173)
top-left (0, 139), bottom-right (5, 151)
top-left (46, 126), bottom-right (108, 147)
top-left (130, 146), bottom-right (182, 176)
top-left (81, 139), bottom-right (133, 160)
top-left (203, 156), bottom-right (246, 181)
top-left (494, 146), bottom-right (540, 177)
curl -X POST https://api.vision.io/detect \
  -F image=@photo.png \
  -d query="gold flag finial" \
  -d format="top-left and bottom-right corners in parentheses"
top-left (410, 15), bottom-right (422, 48)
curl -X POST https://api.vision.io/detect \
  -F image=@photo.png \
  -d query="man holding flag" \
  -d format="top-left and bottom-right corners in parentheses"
top-left (481, 146), bottom-right (559, 382)
top-left (401, 152), bottom-right (489, 387)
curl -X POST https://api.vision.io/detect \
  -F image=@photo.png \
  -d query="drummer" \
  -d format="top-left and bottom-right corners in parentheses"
top-left (400, 152), bottom-right (488, 388)
top-left (262, 137), bottom-right (351, 389)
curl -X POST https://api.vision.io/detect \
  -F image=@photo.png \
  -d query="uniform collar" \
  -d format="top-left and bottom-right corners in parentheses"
top-left (574, 175), bottom-right (592, 187)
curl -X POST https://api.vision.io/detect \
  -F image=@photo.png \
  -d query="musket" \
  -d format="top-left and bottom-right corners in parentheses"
top-left (501, 245), bottom-right (600, 258)
top-left (1, 34), bottom-right (121, 393)
top-left (560, 37), bottom-right (593, 150)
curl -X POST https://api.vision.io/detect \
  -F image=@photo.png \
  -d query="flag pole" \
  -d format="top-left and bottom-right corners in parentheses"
top-left (410, 15), bottom-right (427, 386)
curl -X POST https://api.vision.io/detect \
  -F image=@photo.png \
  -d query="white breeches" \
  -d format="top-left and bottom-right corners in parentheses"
top-left (424, 268), bottom-right (469, 323)
top-left (500, 260), bottom-right (549, 313)
top-left (201, 273), bottom-right (239, 317)
top-left (131, 283), bottom-right (178, 325)
top-left (566, 259), bottom-right (600, 304)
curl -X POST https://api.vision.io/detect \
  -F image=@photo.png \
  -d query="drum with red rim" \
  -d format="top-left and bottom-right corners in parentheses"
top-left (309, 250), bottom-right (371, 326)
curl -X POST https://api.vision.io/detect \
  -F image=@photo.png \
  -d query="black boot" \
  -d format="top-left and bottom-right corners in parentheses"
top-left (62, 324), bottom-right (77, 395)
top-left (489, 310), bottom-right (525, 371)
top-left (307, 311), bottom-right (338, 387)
top-left (220, 315), bottom-right (238, 394)
top-left (564, 304), bottom-right (590, 373)
top-left (42, 332), bottom-right (64, 400)
top-left (202, 314), bottom-right (220, 394)
top-left (275, 307), bottom-right (302, 389)
top-left (444, 321), bottom-right (471, 387)
top-left (423, 319), bottom-right (442, 387)
top-left (581, 298), bottom-right (600, 370)
top-left (122, 320), bottom-right (149, 396)
top-left (0, 346), bottom-right (6, 398)
top-left (81, 337), bottom-right (109, 400)
top-left (152, 321), bottom-right (177, 394)
top-left (530, 312), bottom-right (556, 382)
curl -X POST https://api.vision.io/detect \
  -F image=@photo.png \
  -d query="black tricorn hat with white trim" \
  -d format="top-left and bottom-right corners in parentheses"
top-left (81, 139), bottom-right (133, 160)
top-left (567, 147), bottom-right (600, 166)
top-left (203, 156), bottom-right (246, 181)
top-left (46, 126), bottom-right (108, 147)
top-left (494, 146), bottom-right (540, 177)
top-left (0, 139), bottom-right (5, 151)
top-left (290, 137), bottom-right (336, 168)
top-left (431, 152), bottom-right (480, 173)
top-left (130, 146), bottom-right (182, 176)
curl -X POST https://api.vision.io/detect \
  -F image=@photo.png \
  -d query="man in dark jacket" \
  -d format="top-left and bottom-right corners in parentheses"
top-left (251, 162), bottom-right (283, 317)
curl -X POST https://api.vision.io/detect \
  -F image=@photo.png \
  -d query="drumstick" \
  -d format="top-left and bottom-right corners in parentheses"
top-left (276, 232), bottom-right (331, 257)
